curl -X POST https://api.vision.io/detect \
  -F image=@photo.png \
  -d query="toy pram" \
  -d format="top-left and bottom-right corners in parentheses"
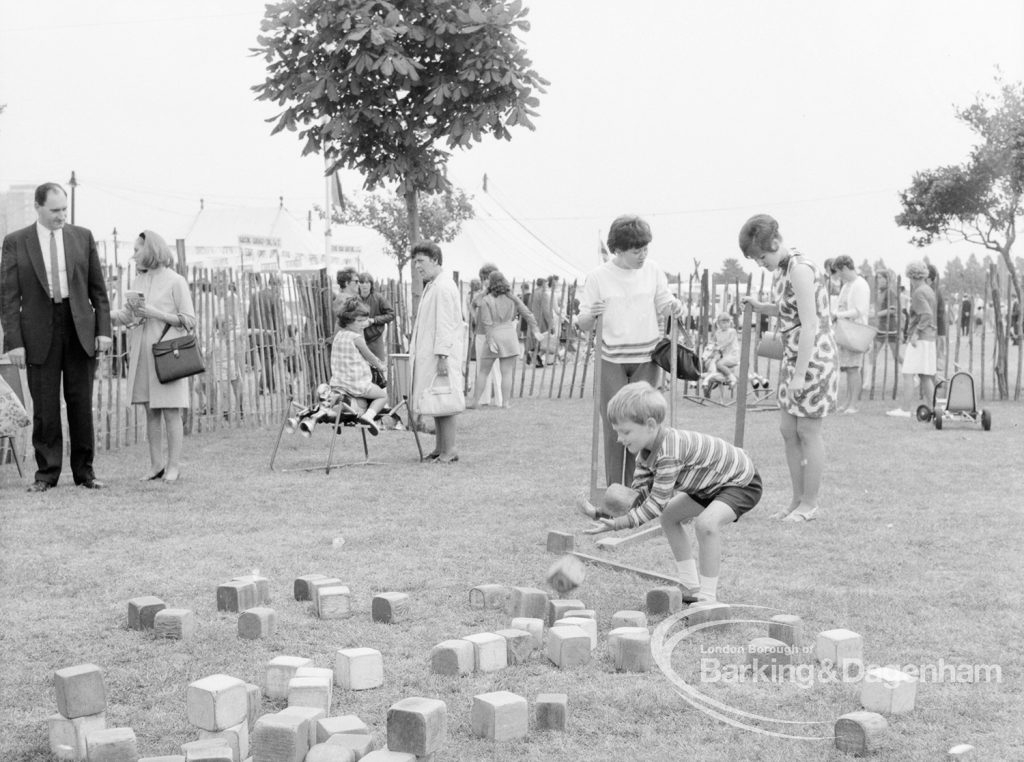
top-left (915, 371), bottom-right (991, 431)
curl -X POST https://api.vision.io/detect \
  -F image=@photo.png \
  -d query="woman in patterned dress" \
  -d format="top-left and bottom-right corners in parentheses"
top-left (739, 215), bottom-right (837, 522)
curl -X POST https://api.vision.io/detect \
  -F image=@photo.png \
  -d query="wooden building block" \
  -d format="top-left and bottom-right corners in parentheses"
top-left (264, 656), bottom-right (312, 700)
top-left (834, 711), bottom-right (887, 756)
top-left (315, 715), bottom-right (368, 744)
top-left (470, 691), bottom-right (528, 741)
top-left (324, 733), bottom-right (374, 758)
top-left (815, 629), bottom-right (864, 675)
top-left (293, 668), bottom-right (334, 708)
top-left (308, 578), bottom-right (344, 607)
top-left (747, 637), bottom-right (792, 676)
top-left (509, 617), bottom-right (544, 649)
top-left (556, 617), bottom-right (597, 650)
top-left (468, 584), bottom-right (510, 610)
top-left (252, 711), bottom-right (310, 762)
top-left (509, 587), bottom-right (548, 619)
top-left (386, 697), bottom-right (447, 756)
top-left (243, 684), bottom-right (261, 731)
top-left (493, 628), bottom-right (535, 665)
top-left (611, 610), bottom-right (647, 629)
top-left (217, 581), bottom-right (257, 614)
top-left (278, 706), bottom-right (325, 748)
top-left (294, 574), bottom-right (328, 601)
top-left (84, 727), bottom-right (137, 761)
top-left (127, 596), bottom-right (166, 630)
top-left (187, 675), bottom-right (248, 732)
top-left (569, 609), bottom-right (596, 620)
top-left (860, 667), bottom-right (917, 714)
top-left (316, 586), bottom-right (352, 619)
top-left (199, 719), bottom-right (249, 761)
top-left (546, 530), bottom-right (574, 554)
top-left (359, 751), bottom-right (415, 761)
top-left (305, 743), bottom-right (356, 762)
top-left (153, 609), bottom-right (195, 640)
top-left (614, 632), bottom-right (651, 672)
top-left (768, 614), bottom-right (803, 647)
top-left (545, 599), bottom-right (584, 627)
top-left (535, 693), bottom-right (568, 731)
top-left (607, 627), bottom-right (649, 663)
top-left (429, 640), bottom-right (474, 676)
top-left (47, 710), bottom-right (105, 760)
top-left (181, 738), bottom-right (233, 762)
top-left (546, 555), bottom-right (586, 595)
top-left (545, 625), bottom-right (591, 668)
top-left (287, 677), bottom-right (332, 715)
top-left (371, 592), bottom-right (409, 623)
top-left (461, 633), bottom-right (507, 672)
top-left (334, 647), bottom-right (384, 690)
top-left (54, 663), bottom-right (106, 719)
top-left (232, 575), bottom-right (271, 605)
top-left (646, 587), bottom-right (682, 616)
top-left (680, 602), bottom-right (732, 628)
top-left (947, 744), bottom-right (975, 757)
top-left (238, 608), bottom-right (277, 640)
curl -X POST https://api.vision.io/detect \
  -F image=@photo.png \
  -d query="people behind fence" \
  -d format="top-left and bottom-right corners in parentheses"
top-left (926, 264), bottom-right (947, 380)
top-left (582, 381), bottom-right (762, 604)
top-left (739, 214), bottom-right (837, 523)
top-left (577, 214), bottom-right (683, 487)
top-left (831, 255), bottom-right (870, 414)
top-left (870, 268), bottom-right (900, 385)
top-left (247, 273), bottom-right (283, 394)
top-left (701, 312), bottom-right (740, 396)
top-left (527, 276), bottom-right (554, 367)
top-left (333, 267), bottom-right (359, 313)
top-left (467, 271), bottom-right (542, 410)
top-left (356, 272), bottom-right (395, 364)
top-left (111, 230), bottom-right (197, 483)
top-left (410, 241), bottom-right (464, 463)
top-left (1, 181), bottom-right (111, 492)
top-left (887, 260), bottom-right (936, 418)
top-left (468, 263), bottom-right (503, 406)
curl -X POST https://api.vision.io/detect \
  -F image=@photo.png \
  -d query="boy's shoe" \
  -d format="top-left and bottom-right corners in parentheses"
top-left (299, 419), bottom-right (314, 437)
top-left (359, 414), bottom-right (379, 436)
top-left (678, 585), bottom-right (701, 604)
top-left (284, 417), bottom-right (298, 434)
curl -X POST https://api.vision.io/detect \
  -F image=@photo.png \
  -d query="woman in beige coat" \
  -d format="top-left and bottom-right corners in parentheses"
top-left (112, 231), bottom-right (196, 482)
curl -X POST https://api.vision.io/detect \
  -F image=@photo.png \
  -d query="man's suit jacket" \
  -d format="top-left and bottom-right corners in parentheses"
top-left (1, 223), bottom-right (111, 365)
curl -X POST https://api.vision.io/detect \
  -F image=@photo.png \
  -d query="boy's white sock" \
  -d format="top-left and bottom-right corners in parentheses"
top-left (699, 575), bottom-right (718, 601)
top-left (676, 560), bottom-right (699, 589)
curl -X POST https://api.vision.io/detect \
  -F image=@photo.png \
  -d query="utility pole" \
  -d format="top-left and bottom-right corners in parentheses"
top-left (112, 228), bottom-right (119, 270)
top-left (68, 171), bottom-right (78, 224)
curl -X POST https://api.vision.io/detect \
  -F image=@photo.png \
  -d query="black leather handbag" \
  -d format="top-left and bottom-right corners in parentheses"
top-left (651, 337), bottom-right (703, 381)
top-left (152, 324), bottom-right (205, 383)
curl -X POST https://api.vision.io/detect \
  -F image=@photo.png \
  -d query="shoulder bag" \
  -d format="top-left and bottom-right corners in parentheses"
top-left (152, 323), bottom-right (205, 383)
top-left (417, 372), bottom-right (465, 417)
top-left (834, 319), bottom-right (877, 353)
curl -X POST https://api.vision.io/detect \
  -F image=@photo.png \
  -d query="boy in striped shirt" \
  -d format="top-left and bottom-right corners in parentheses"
top-left (585, 381), bottom-right (762, 603)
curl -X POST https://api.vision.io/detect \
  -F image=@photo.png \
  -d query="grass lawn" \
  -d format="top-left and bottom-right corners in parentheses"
top-left (1, 391), bottom-right (1022, 761)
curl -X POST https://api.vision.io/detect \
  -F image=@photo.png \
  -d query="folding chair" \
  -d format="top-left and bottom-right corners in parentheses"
top-left (0, 362), bottom-right (28, 480)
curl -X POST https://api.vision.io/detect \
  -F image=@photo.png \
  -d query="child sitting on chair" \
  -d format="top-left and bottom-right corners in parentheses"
top-left (584, 381), bottom-right (762, 603)
top-left (701, 313), bottom-right (740, 395)
top-left (286, 298), bottom-right (389, 436)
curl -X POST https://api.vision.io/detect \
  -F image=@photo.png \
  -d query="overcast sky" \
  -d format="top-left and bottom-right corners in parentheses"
top-left (1, 0), bottom-right (1022, 277)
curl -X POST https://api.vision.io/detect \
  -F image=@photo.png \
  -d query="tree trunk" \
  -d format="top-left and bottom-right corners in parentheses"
top-left (989, 265), bottom-right (1008, 399)
top-left (405, 188), bottom-right (422, 317)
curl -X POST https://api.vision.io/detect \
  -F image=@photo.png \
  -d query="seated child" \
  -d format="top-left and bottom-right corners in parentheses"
top-left (584, 381), bottom-right (762, 603)
top-left (285, 298), bottom-right (390, 436)
top-left (701, 313), bottom-right (740, 394)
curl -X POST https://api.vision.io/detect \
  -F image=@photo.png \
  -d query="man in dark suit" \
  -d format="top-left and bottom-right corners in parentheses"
top-left (1, 182), bottom-right (111, 491)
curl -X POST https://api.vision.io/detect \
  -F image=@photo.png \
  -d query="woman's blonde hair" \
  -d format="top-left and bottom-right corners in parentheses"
top-left (135, 230), bottom-right (175, 270)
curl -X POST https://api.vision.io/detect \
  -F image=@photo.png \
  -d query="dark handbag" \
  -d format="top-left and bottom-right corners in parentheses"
top-left (756, 334), bottom-right (784, 360)
top-left (152, 323), bottom-right (204, 383)
top-left (371, 364), bottom-right (387, 389)
top-left (651, 337), bottom-right (703, 381)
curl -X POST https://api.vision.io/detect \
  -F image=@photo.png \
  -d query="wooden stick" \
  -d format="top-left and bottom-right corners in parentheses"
top-left (668, 316), bottom-right (678, 428)
top-left (569, 551), bottom-right (677, 585)
top-left (595, 524), bottom-right (664, 552)
top-left (734, 302), bottom-right (754, 447)
top-left (588, 317), bottom-right (603, 505)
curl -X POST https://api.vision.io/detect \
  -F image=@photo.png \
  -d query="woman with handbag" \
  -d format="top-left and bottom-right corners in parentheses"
top-left (831, 256), bottom-right (871, 414)
top-left (739, 214), bottom-right (837, 522)
top-left (887, 261), bottom-right (937, 418)
top-left (409, 242), bottom-right (465, 464)
top-left (112, 231), bottom-right (196, 483)
top-left (467, 271), bottom-right (541, 410)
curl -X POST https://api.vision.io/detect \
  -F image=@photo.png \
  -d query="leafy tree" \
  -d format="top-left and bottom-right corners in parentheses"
top-left (943, 255), bottom-right (966, 290)
top-left (332, 188), bottom-right (474, 277)
top-left (716, 257), bottom-right (747, 284)
top-left (963, 253), bottom-right (988, 295)
top-left (254, 0), bottom-right (547, 298)
top-left (896, 75), bottom-right (1023, 396)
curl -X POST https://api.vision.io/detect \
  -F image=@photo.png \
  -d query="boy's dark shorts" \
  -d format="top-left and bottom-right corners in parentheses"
top-left (690, 471), bottom-right (762, 521)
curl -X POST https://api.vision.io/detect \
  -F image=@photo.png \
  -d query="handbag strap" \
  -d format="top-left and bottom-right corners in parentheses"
top-left (155, 319), bottom-right (195, 342)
